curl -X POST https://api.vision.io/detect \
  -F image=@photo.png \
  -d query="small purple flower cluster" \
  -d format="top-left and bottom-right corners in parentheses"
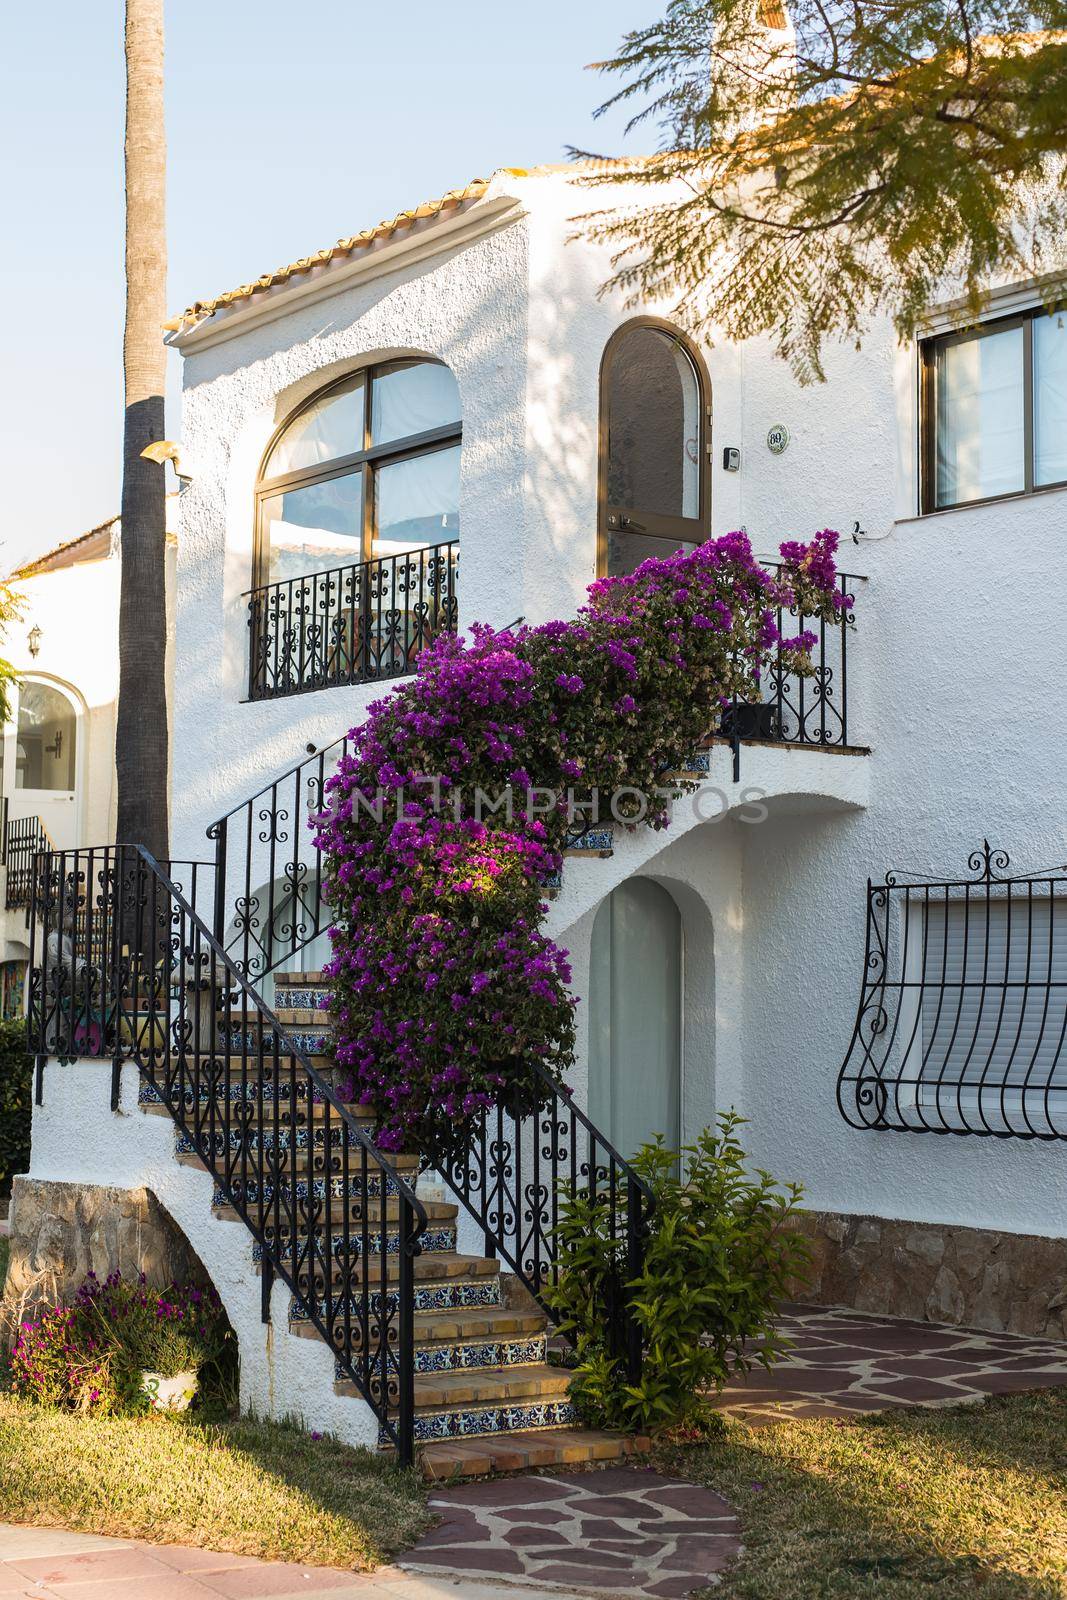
top-left (9, 1271), bottom-right (227, 1414)
top-left (316, 531), bottom-right (848, 1151)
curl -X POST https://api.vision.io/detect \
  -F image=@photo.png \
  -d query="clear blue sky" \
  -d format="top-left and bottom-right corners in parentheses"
top-left (0, 1), bottom-right (659, 571)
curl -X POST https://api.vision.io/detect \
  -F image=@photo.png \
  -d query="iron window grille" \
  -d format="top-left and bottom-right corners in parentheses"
top-left (837, 841), bottom-right (1067, 1139)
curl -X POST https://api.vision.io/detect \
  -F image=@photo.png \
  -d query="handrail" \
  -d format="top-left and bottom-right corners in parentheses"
top-left (206, 735), bottom-right (350, 977)
top-left (428, 1058), bottom-right (655, 1384)
top-left (27, 842), bottom-right (426, 1464)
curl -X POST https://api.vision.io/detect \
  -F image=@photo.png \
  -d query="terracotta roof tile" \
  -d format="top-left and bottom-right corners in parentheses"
top-left (165, 177), bottom-right (498, 335)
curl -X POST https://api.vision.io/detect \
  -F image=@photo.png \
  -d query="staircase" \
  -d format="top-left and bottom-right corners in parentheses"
top-left (28, 851), bottom-right (650, 1479)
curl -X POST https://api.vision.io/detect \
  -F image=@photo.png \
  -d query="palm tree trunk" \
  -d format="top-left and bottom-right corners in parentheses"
top-left (116, 0), bottom-right (169, 863)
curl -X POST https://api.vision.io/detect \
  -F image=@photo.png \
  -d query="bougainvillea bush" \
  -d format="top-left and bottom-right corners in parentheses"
top-left (316, 530), bottom-right (850, 1152)
top-left (9, 1272), bottom-right (230, 1413)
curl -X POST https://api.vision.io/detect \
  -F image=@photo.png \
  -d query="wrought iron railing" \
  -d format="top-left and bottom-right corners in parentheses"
top-left (718, 566), bottom-right (862, 764)
top-left (5, 815), bottom-right (53, 911)
top-left (837, 841), bottom-right (1067, 1140)
top-left (247, 541), bottom-right (459, 701)
top-left (27, 843), bottom-right (426, 1464)
top-left (429, 1079), bottom-right (654, 1382)
top-left (207, 735), bottom-right (351, 981)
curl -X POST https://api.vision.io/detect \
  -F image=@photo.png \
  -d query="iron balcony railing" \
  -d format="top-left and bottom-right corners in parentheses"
top-left (5, 815), bottom-right (53, 911)
top-left (718, 565), bottom-right (862, 762)
top-left (27, 843), bottom-right (427, 1465)
top-left (247, 541), bottom-right (459, 702)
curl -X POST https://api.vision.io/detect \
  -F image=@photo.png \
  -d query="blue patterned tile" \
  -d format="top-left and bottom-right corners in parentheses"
top-left (253, 1225), bottom-right (455, 1265)
top-left (397, 1397), bottom-right (577, 1445)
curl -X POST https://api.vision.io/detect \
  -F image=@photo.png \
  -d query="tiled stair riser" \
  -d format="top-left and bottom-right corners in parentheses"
top-left (334, 1334), bottom-right (549, 1380)
top-left (402, 1398), bottom-right (579, 1446)
top-left (226, 1029), bottom-right (331, 1055)
top-left (291, 1278), bottom-right (503, 1323)
top-left (274, 986), bottom-right (332, 1010)
top-left (251, 1226), bottom-right (456, 1263)
top-left (211, 1172), bottom-right (410, 1205)
top-left (176, 1126), bottom-right (371, 1158)
top-left (139, 1081), bottom-right (356, 1111)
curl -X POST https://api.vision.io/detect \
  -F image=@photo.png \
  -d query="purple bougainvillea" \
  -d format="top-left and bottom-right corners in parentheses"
top-left (315, 530), bottom-right (850, 1152)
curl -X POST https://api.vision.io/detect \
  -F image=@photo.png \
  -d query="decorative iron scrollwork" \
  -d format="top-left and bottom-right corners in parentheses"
top-left (837, 842), bottom-right (1067, 1139)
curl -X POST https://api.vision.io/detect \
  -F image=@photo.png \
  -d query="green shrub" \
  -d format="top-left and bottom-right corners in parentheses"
top-left (9, 1272), bottom-right (234, 1413)
top-left (0, 1018), bottom-right (31, 1199)
top-left (546, 1114), bottom-right (811, 1437)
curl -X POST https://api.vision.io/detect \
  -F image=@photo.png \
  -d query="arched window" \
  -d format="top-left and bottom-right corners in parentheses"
top-left (599, 320), bottom-right (710, 578)
top-left (255, 359), bottom-right (461, 588)
top-left (16, 679), bottom-right (77, 792)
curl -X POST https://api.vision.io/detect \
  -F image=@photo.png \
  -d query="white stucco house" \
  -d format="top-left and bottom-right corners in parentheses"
top-left (11, 138), bottom-right (1067, 1472)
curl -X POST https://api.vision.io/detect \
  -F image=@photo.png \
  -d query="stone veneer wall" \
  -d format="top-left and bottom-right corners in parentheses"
top-left (1, 1177), bottom-right (209, 1346)
top-left (789, 1211), bottom-right (1067, 1341)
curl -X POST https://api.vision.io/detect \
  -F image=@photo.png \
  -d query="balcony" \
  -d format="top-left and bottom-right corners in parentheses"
top-left (246, 540), bottom-right (459, 701)
top-left (715, 565), bottom-right (864, 770)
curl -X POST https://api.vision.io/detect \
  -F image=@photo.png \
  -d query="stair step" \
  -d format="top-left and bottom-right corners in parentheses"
top-left (211, 1171), bottom-right (417, 1206)
top-left (253, 1221), bottom-right (458, 1265)
top-left (270, 1227), bottom-right (460, 1280)
top-left (212, 1195), bottom-right (457, 1226)
top-left (413, 1306), bottom-right (547, 1343)
top-left (291, 1252), bottom-right (499, 1293)
top-left (421, 1363), bottom-right (571, 1408)
top-left (222, 1028), bottom-right (334, 1056)
top-left (415, 1428), bottom-right (652, 1481)
top-left (400, 1330), bottom-right (549, 1376)
top-left (404, 1393), bottom-right (580, 1446)
top-left (289, 1272), bottom-right (502, 1324)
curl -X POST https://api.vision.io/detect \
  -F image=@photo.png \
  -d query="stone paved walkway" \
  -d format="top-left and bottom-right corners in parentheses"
top-left (401, 1304), bottom-right (1067, 1598)
top-left (403, 1470), bottom-right (740, 1598)
top-left (711, 1302), bottom-right (1067, 1424)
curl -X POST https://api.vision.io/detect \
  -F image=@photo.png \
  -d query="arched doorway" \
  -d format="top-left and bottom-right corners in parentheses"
top-left (588, 878), bottom-right (683, 1157)
top-left (10, 676), bottom-right (83, 848)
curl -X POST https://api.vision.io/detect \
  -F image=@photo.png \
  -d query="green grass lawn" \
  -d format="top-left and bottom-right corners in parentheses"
top-left (656, 1388), bottom-right (1067, 1600)
top-left (0, 1398), bottom-right (430, 1569)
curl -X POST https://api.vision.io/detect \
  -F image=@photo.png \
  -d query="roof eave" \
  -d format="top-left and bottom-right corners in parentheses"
top-left (165, 190), bottom-right (526, 354)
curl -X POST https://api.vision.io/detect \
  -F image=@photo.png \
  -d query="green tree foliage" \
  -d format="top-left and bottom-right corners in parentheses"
top-left (0, 579), bottom-right (22, 725)
top-left (546, 1114), bottom-right (811, 1436)
top-left (580, 1), bottom-right (1067, 379)
top-left (0, 1020), bottom-right (32, 1199)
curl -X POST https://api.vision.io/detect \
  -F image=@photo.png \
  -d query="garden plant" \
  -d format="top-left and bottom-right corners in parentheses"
top-left (547, 1114), bottom-right (811, 1435)
top-left (8, 1270), bottom-right (232, 1414)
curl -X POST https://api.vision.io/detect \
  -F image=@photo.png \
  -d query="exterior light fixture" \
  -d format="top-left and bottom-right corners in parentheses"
top-left (27, 625), bottom-right (41, 658)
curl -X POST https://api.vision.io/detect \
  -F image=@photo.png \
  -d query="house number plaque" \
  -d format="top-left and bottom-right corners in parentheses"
top-left (766, 424), bottom-right (790, 454)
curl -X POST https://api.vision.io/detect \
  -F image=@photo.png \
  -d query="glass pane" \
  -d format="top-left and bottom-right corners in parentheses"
top-left (607, 528), bottom-right (696, 579)
top-left (263, 375), bottom-right (364, 478)
top-left (606, 328), bottom-right (701, 520)
top-left (16, 681), bottom-right (76, 791)
top-left (373, 445), bottom-right (460, 558)
top-left (261, 471), bottom-right (363, 585)
top-left (371, 361), bottom-right (461, 446)
top-left (935, 326), bottom-right (1024, 506)
top-left (1035, 312), bottom-right (1067, 486)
